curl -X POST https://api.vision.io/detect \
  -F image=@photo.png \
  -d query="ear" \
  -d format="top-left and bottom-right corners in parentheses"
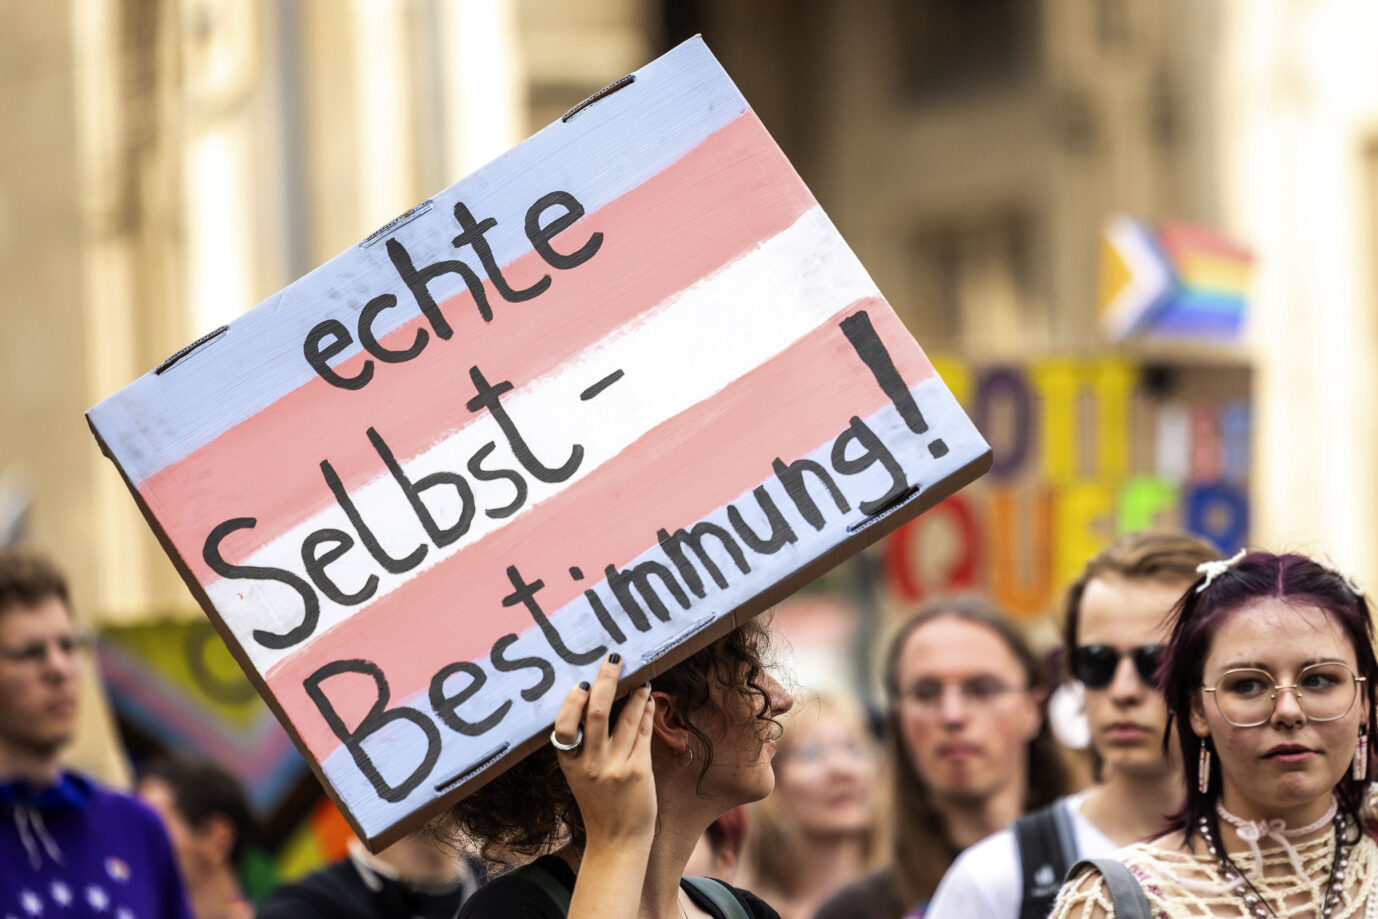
top-left (1188, 691), bottom-right (1211, 739)
top-left (651, 690), bottom-right (692, 754)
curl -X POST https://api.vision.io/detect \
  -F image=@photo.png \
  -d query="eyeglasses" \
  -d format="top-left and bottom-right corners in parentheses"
top-left (1071, 644), bottom-right (1165, 689)
top-left (1202, 662), bottom-right (1366, 727)
top-left (0, 634), bottom-right (92, 666)
top-left (896, 676), bottom-right (1020, 716)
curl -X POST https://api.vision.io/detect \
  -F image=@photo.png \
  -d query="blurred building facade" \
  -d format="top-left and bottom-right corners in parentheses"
top-left (4, 0), bottom-right (1378, 654)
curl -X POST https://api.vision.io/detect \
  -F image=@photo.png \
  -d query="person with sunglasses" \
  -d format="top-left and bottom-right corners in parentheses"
top-left (1052, 550), bottom-right (1378, 918)
top-left (928, 531), bottom-right (1220, 919)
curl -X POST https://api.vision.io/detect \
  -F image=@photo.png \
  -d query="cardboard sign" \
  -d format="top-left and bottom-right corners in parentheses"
top-left (87, 38), bottom-right (991, 848)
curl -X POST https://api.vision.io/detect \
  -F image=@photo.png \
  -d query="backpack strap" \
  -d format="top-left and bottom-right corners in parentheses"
top-left (681, 876), bottom-right (750, 919)
top-left (1014, 800), bottom-right (1078, 919)
top-left (504, 862), bottom-right (572, 914)
top-left (1065, 859), bottom-right (1152, 919)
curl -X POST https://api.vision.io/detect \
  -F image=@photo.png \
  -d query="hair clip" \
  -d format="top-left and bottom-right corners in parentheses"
top-left (1195, 548), bottom-right (1247, 593)
top-left (1314, 555), bottom-right (1366, 596)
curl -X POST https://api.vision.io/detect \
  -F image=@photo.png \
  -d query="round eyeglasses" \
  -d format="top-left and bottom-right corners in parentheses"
top-left (1202, 662), bottom-right (1366, 728)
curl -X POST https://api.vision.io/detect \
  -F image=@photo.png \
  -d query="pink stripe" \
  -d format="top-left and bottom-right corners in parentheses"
top-left (1159, 222), bottom-right (1254, 263)
top-left (269, 301), bottom-right (934, 757)
top-left (139, 113), bottom-right (816, 585)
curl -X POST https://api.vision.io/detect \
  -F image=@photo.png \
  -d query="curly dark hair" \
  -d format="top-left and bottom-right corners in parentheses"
top-left (447, 619), bottom-right (776, 863)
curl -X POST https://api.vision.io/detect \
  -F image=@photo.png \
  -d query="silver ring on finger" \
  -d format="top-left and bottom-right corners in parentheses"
top-left (550, 726), bottom-right (584, 752)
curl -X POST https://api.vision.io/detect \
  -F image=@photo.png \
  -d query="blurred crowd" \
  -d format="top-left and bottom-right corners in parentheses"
top-left (5, 528), bottom-right (1376, 919)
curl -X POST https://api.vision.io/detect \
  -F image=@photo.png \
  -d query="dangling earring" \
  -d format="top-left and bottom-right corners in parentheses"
top-left (1354, 727), bottom-right (1369, 781)
top-left (675, 746), bottom-right (695, 767)
top-left (1198, 738), bottom-right (1212, 794)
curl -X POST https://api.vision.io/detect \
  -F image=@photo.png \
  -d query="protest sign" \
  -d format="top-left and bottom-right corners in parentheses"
top-left (87, 37), bottom-right (991, 849)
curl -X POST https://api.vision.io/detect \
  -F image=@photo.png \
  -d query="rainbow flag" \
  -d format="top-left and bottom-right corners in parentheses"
top-left (1152, 221), bottom-right (1253, 338)
top-left (1098, 216), bottom-right (1253, 341)
top-left (87, 38), bottom-right (990, 845)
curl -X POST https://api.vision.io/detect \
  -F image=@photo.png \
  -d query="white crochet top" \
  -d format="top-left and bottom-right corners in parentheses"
top-left (1049, 831), bottom-right (1378, 919)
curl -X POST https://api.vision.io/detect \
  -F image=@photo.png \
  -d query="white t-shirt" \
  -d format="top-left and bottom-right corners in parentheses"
top-left (924, 791), bottom-right (1116, 919)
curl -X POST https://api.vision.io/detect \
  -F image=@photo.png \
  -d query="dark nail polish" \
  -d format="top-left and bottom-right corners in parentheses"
top-left (579, 681), bottom-right (590, 691)
top-left (608, 653), bottom-right (621, 664)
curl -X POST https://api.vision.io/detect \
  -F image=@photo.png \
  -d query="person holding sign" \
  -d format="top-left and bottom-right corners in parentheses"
top-left (452, 620), bottom-right (792, 919)
top-left (1051, 551), bottom-right (1378, 918)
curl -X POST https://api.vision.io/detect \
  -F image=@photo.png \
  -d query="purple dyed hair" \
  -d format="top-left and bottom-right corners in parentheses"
top-left (1160, 551), bottom-right (1377, 847)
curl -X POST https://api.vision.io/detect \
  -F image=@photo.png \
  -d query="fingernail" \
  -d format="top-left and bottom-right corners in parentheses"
top-left (642, 681), bottom-right (652, 690)
top-left (579, 681), bottom-right (590, 691)
top-left (608, 653), bottom-right (621, 664)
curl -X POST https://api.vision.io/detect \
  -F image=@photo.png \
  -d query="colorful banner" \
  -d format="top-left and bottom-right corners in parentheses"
top-left (885, 357), bottom-right (1249, 617)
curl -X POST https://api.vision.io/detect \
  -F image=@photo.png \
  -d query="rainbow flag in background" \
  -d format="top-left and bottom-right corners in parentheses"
top-left (1098, 216), bottom-right (1253, 341)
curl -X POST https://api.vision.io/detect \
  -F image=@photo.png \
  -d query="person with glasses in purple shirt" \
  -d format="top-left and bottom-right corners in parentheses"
top-left (0, 548), bottom-right (193, 919)
top-left (928, 531), bottom-right (1219, 919)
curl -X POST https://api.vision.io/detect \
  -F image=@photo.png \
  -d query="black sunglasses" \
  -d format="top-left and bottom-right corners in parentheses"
top-left (1071, 644), bottom-right (1165, 689)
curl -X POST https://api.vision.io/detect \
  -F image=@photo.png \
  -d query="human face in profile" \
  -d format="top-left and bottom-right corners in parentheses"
top-left (893, 615), bottom-right (1043, 805)
top-left (696, 669), bottom-right (794, 807)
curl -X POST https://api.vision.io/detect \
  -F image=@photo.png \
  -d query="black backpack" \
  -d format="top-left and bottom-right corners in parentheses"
top-left (1012, 800), bottom-right (1079, 919)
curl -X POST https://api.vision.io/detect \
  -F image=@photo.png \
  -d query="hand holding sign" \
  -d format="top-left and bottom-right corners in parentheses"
top-left (553, 656), bottom-right (658, 849)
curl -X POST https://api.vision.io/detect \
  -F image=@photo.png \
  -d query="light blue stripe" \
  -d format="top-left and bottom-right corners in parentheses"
top-left (1152, 292), bottom-right (1246, 337)
top-left (88, 37), bottom-right (746, 486)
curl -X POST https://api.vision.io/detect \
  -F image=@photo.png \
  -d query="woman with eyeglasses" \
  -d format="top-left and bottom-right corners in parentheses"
top-left (817, 597), bottom-right (1073, 919)
top-left (737, 693), bottom-right (887, 919)
top-left (1052, 551), bottom-right (1378, 918)
top-left (928, 531), bottom-right (1219, 919)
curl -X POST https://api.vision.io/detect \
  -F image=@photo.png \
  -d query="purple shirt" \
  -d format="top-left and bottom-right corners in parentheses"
top-left (0, 772), bottom-right (193, 919)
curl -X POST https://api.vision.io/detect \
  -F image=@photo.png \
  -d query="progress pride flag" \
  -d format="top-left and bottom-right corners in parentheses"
top-left (87, 38), bottom-right (991, 848)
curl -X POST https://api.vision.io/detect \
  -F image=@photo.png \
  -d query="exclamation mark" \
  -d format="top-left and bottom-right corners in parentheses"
top-left (839, 311), bottom-right (948, 459)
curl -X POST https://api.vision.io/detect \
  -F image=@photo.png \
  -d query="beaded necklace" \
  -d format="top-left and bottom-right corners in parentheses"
top-left (1194, 797), bottom-right (1349, 919)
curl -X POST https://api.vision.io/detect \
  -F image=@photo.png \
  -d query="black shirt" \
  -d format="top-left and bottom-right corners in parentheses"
top-left (458, 855), bottom-right (780, 919)
top-left (259, 854), bottom-right (483, 919)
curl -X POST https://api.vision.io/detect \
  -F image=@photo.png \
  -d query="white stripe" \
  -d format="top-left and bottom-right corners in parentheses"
top-left (205, 205), bottom-right (882, 675)
top-left (1101, 215), bottom-right (1173, 339)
